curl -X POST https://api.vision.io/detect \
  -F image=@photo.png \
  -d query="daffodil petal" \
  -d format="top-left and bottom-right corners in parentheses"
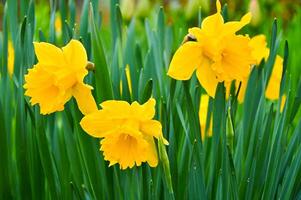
top-left (143, 135), bottom-right (159, 167)
top-left (140, 120), bottom-right (162, 138)
top-left (223, 12), bottom-right (252, 35)
top-left (249, 34), bottom-right (269, 64)
top-left (131, 98), bottom-right (156, 120)
top-left (73, 83), bottom-right (98, 115)
top-left (33, 42), bottom-right (64, 66)
top-left (62, 39), bottom-right (88, 71)
top-left (80, 112), bottom-right (122, 138)
top-left (100, 100), bottom-right (131, 119)
top-left (167, 42), bottom-right (202, 80)
top-left (196, 58), bottom-right (219, 97)
top-left (201, 8), bottom-right (224, 36)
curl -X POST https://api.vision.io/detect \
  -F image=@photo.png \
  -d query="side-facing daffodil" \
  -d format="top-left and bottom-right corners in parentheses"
top-left (24, 39), bottom-right (97, 115)
top-left (168, 0), bottom-right (254, 97)
top-left (199, 94), bottom-right (212, 140)
top-left (235, 34), bottom-right (284, 102)
top-left (8, 41), bottom-right (15, 77)
top-left (80, 98), bottom-right (169, 170)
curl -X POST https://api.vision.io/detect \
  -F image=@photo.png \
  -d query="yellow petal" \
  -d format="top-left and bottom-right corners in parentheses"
top-left (265, 55), bottom-right (283, 100)
top-left (222, 12), bottom-right (252, 35)
top-left (167, 42), bottom-right (202, 80)
top-left (249, 34), bottom-right (269, 64)
top-left (80, 111), bottom-right (122, 138)
top-left (62, 39), bottom-right (88, 73)
top-left (100, 100), bottom-right (132, 119)
top-left (143, 135), bottom-right (159, 167)
top-left (72, 83), bottom-right (98, 115)
top-left (196, 58), bottom-right (219, 97)
top-left (201, 11), bottom-right (224, 36)
top-left (131, 98), bottom-right (156, 120)
top-left (33, 42), bottom-right (64, 66)
top-left (140, 120), bottom-right (161, 138)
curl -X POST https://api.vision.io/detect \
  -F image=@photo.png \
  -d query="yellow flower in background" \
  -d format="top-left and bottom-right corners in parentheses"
top-left (249, 0), bottom-right (262, 26)
top-left (234, 35), bottom-right (283, 102)
top-left (55, 13), bottom-right (62, 34)
top-left (8, 41), bottom-right (15, 77)
top-left (199, 94), bottom-right (212, 140)
top-left (249, 34), bottom-right (269, 64)
top-left (168, 0), bottom-right (254, 97)
top-left (24, 39), bottom-right (97, 115)
top-left (80, 98), bottom-right (168, 170)
top-left (280, 94), bottom-right (286, 113)
top-left (265, 55), bottom-right (283, 100)
top-left (120, 64), bottom-right (132, 96)
top-left (125, 65), bottom-right (132, 95)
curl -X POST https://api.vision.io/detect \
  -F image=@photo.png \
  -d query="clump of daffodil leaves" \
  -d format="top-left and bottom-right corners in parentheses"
top-left (23, 0), bottom-right (285, 169)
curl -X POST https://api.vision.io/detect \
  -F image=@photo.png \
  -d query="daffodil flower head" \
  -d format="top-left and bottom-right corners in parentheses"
top-left (24, 39), bottom-right (97, 115)
top-left (168, 0), bottom-right (254, 97)
top-left (80, 98), bottom-right (169, 170)
top-left (232, 35), bottom-right (284, 103)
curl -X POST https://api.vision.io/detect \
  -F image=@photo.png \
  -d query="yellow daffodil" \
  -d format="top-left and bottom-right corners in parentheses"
top-left (199, 94), bottom-right (212, 140)
top-left (265, 55), bottom-right (283, 100)
top-left (168, 0), bottom-right (254, 97)
top-left (125, 64), bottom-right (132, 95)
top-left (55, 13), bottom-right (62, 35)
top-left (80, 98), bottom-right (168, 170)
top-left (24, 39), bottom-right (97, 115)
top-left (8, 41), bottom-right (14, 77)
top-left (249, 0), bottom-right (261, 26)
top-left (120, 64), bottom-right (132, 96)
top-left (235, 35), bottom-right (283, 102)
top-left (280, 94), bottom-right (286, 113)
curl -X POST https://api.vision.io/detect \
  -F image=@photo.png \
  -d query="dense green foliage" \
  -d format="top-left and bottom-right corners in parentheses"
top-left (0, 0), bottom-right (300, 199)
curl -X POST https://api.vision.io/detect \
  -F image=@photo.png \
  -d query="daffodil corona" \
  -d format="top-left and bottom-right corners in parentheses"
top-left (24, 39), bottom-right (97, 115)
top-left (168, 0), bottom-right (254, 97)
top-left (80, 98), bottom-right (168, 170)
